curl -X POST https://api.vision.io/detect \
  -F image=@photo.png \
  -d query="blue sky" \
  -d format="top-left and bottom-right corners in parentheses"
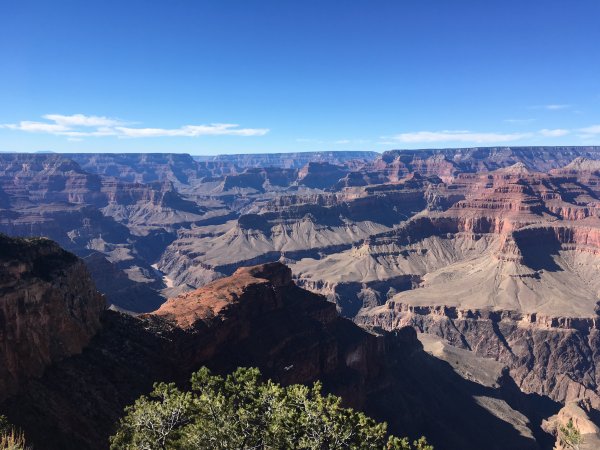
top-left (1, 0), bottom-right (599, 154)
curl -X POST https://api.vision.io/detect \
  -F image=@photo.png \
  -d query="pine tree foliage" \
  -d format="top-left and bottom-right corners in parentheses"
top-left (111, 367), bottom-right (432, 450)
top-left (559, 418), bottom-right (583, 450)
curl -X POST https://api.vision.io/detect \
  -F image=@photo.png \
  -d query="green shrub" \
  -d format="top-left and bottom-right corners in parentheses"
top-left (559, 418), bottom-right (583, 450)
top-left (111, 367), bottom-right (432, 450)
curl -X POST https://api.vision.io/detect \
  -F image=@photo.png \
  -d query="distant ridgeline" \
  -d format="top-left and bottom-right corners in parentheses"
top-left (192, 150), bottom-right (380, 168)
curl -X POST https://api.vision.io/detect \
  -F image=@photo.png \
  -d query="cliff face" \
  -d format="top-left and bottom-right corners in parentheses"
top-left (0, 234), bottom-right (104, 401)
top-left (151, 262), bottom-right (387, 403)
top-left (357, 303), bottom-right (600, 408)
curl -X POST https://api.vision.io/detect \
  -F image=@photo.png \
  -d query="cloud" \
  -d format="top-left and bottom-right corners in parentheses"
top-left (504, 118), bottom-right (536, 124)
top-left (529, 104), bottom-right (572, 111)
top-left (1, 114), bottom-right (269, 139)
top-left (577, 125), bottom-right (600, 140)
top-left (578, 124), bottom-right (600, 134)
top-left (386, 130), bottom-right (532, 144)
top-left (3, 121), bottom-right (70, 134)
top-left (381, 127), bottom-right (579, 145)
top-left (296, 138), bottom-right (324, 144)
top-left (43, 114), bottom-right (125, 127)
top-left (298, 138), bottom-right (370, 146)
top-left (116, 124), bottom-right (269, 138)
top-left (539, 128), bottom-right (569, 137)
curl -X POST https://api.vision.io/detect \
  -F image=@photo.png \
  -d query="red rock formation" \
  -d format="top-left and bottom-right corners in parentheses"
top-left (151, 262), bottom-right (386, 395)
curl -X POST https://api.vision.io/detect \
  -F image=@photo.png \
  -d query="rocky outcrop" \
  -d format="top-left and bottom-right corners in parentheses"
top-left (217, 167), bottom-right (298, 192)
top-left (284, 162), bottom-right (600, 427)
top-left (542, 402), bottom-right (600, 450)
top-left (357, 302), bottom-right (600, 409)
top-left (0, 234), bottom-right (104, 401)
top-left (297, 162), bottom-right (349, 189)
top-left (151, 262), bottom-right (388, 400)
top-left (0, 153), bottom-right (106, 207)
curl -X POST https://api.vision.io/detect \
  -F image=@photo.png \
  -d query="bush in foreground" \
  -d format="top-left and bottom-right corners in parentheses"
top-left (111, 367), bottom-right (432, 450)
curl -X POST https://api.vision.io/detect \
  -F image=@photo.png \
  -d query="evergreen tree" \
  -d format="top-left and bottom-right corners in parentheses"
top-left (111, 367), bottom-right (432, 450)
top-left (559, 418), bottom-right (583, 450)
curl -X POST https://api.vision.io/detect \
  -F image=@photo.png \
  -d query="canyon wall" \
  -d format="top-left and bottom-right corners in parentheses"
top-left (0, 234), bottom-right (104, 401)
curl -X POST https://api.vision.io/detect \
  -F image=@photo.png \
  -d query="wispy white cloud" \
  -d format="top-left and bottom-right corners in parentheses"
top-left (504, 118), bottom-right (536, 124)
top-left (1, 114), bottom-right (269, 139)
top-left (3, 121), bottom-right (70, 134)
top-left (530, 104), bottom-right (572, 111)
top-left (382, 127), bottom-right (579, 145)
top-left (539, 128), bottom-right (569, 137)
top-left (578, 124), bottom-right (600, 134)
top-left (385, 130), bottom-right (532, 144)
top-left (297, 138), bottom-right (370, 146)
top-left (116, 124), bottom-right (268, 138)
top-left (577, 124), bottom-right (600, 140)
top-left (43, 113), bottom-right (126, 127)
top-left (296, 138), bottom-right (324, 144)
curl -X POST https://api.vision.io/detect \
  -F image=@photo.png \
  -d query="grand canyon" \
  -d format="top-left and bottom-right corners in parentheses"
top-left (0, 147), bottom-right (599, 449)
top-left (4, 1), bottom-right (599, 448)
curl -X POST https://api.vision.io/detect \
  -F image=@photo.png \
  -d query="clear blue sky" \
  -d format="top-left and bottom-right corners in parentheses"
top-left (1, 0), bottom-right (599, 154)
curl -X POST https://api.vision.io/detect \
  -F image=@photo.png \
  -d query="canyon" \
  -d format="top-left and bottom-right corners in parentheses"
top-left (0, 242), bottom-right (561, 450)
top-left (1, 147), bottom-right (600, 449)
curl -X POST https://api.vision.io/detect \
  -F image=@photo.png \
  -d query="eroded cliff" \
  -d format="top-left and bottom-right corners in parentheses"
top-left (0, 234), bottom-right (104, 400)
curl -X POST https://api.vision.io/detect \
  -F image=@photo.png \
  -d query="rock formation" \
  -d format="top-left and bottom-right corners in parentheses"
top-left (0, 234), bottom-right (104, 401)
